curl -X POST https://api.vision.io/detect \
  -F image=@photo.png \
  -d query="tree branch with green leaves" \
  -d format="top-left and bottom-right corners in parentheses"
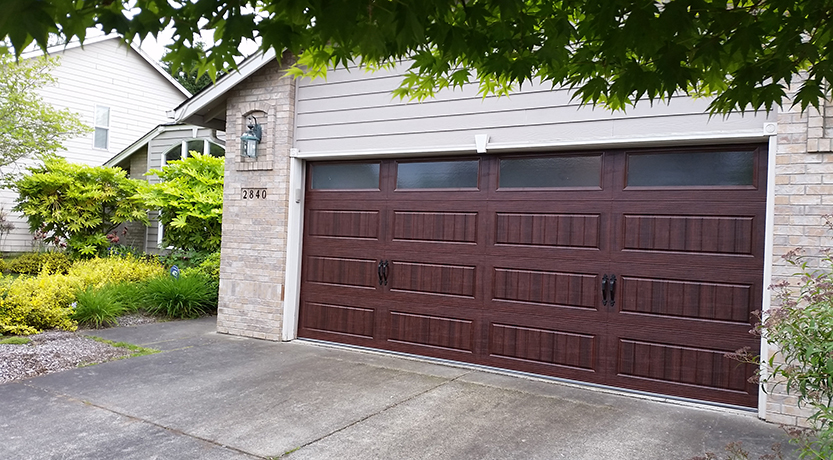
top-left (0, 53), bottom-right (89, 182)
top-left (2, 0), bottom-right (833, 114)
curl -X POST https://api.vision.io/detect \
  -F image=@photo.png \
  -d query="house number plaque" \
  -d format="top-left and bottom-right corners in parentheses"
top-left (242, 188), bottom-right (267, 200)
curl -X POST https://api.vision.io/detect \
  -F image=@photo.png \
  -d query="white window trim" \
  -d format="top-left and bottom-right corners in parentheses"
top-left (162, 138), bottom-right (226, 167)
top-left (93, 105), bottom-right (110, 151)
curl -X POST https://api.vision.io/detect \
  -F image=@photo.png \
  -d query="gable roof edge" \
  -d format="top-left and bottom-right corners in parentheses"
top-left (104, 124), bottom-right (165, 167)
top-left (173, 48), bottom-right (278, 125)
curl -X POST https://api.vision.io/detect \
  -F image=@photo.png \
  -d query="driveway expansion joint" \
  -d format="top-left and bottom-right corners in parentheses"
top-left (20, 381), bottom-right (266, 459)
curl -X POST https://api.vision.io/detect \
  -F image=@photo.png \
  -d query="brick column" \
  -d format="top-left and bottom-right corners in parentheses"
top-left (216, 52), bottom-right (296, 341)
top-left (767, 96), bottom-right (833, 425)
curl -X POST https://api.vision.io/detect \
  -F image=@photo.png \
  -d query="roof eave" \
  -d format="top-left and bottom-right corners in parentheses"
top-left (173, 48), bottom-right (279, 129)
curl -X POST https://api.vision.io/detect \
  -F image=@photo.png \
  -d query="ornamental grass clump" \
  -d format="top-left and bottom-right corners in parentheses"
top-left (141, 273), bottom-right (217, 319)
top-left (72, 286), bottom-right (124, 328)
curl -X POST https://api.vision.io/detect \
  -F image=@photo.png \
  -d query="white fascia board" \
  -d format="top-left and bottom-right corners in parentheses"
top-left (129, 44), bottom-right (191, 97)
top-left (103, 124), bottom-right (166, 167)
top-left (173, 48), bottom-right (278, 125)
top-left (293, 130), bottom-right (772, 161)
top-left (19, 34), bottom-right (115, 59)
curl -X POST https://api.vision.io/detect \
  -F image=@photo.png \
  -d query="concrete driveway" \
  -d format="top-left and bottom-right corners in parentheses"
top-left (1, 317), bottom-right (796, 459)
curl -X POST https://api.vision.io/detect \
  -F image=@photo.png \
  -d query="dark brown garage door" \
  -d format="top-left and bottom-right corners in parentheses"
top-left (299, 145), bottom-right (766, 408)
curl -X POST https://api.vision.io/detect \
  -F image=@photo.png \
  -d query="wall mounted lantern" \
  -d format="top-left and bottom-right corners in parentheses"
top-left (240, 116), bottom-right (262, 158)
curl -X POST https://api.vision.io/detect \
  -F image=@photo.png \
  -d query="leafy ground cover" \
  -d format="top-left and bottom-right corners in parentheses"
top-left (0, 250), bottom-right (220, 335)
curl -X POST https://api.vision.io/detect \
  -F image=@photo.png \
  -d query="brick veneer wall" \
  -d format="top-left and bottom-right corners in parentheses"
top-left (767, 99), bottom-right (833, 425)
top-left (217, 52), bottom-right (295, 340)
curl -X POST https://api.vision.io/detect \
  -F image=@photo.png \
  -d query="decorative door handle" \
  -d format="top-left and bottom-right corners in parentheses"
top-left (378, 260), bottom-right (384, 285)
top-left (601, 274), bottom-right (609, 306)
top-left (382, 260), bottom-right (389, 286)
top-left (609, 274), bottom-right (616, 308)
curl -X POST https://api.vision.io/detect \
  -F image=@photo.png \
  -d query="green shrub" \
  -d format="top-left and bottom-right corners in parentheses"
top-left (138, 153), bottom-right (224, 252)
top-left (7, 252), bottom-right (71, 275)
top-left (0, 256), bottom-right (164, 335)
top-left (72, 286), bottom-right (124, 328)
top-left (181, 251), bottom-right (220, 283)
top-left (141, 273), bottom-right (217, 319)
top-left (12, 157), bottom-right (149, 257)
top-left (731, 247), bottom-right (833, 459)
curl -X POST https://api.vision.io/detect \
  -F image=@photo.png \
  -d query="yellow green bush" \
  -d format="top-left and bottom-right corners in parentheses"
top-left (67, 256), bottom-right (165, 289)
top-left (0, 256), bottom-right (165, 335)
top-left (0, 274), bottom-right (79, 335)
top-left (7, 252), bottom-right (71, 275)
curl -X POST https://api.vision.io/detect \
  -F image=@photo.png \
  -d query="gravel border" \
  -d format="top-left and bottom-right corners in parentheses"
top-left (0, 313), bottom-right (161, 384)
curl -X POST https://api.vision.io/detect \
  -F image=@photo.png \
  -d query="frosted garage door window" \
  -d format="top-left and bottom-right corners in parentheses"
top-left (311, 163), bottom-right (381, 190)
top-left (627, 151), bottom-right (755, 187)
top-left (396, 160), bottom-right (479, 189)
top-left (499, 155), bottom-right (601, 188)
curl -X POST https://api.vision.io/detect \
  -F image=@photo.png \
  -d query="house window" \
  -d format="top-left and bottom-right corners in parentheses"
top-left (94, 105), bottom-right (110, 150)
top-left (163, 138), bottom-right (225, 165)
top-left (164, 143), bottom-right (185, 164)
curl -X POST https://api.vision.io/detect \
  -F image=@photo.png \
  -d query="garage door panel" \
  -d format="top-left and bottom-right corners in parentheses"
top-left (300, 301), bottom-right (376, 340)
top-left (491, 267), bottom-right (601, 310)
top-left (387, 310), bottom-right (475, 353)
top-left (307, 209), bottom-right (382, 240)
top-left (488, 322), bottom-right (599, 371)
top-left (304, 255), bottom-right (380, 290)
top-left (612, 338), bottom-right (758, 407)
top-left (488, 201), bottom-right (611, 261)
top-left (621, 214), bottom-right (756, 256)
top-left (390, 210), bottom-right (479, 244)
top-left (494, 211), bottom-right (602, 249)
top-left (617, 275), bottom-right (754, 324)
top-left (388, 259), bottom-right (478, 299)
